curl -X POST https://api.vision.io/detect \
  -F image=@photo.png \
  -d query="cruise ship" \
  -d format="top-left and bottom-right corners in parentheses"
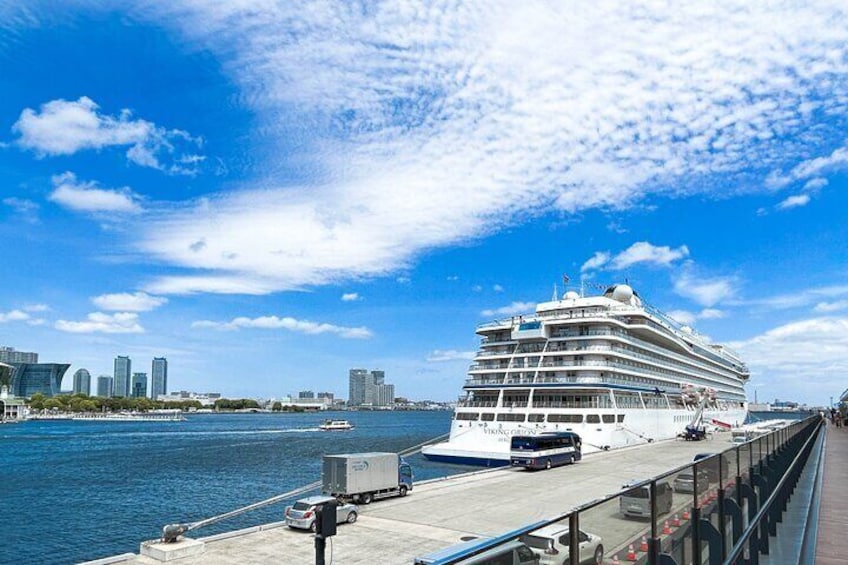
top-left (422, 284), bottom-right (749, 466)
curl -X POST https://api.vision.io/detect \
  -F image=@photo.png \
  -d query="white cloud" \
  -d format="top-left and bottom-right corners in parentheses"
top-left (814, 300), bottom-right (848, 313)
top-left (55, 312), bottom-right (144, 334)
top-left (581, 251), bottom-right (610, 273)
top-left (767, 146), bottom-right (848, 189)
top-left (49, 172), bottom-right (141, 214)
top-left (99, 3), bottom-right (848, 294)
top-left (667, 307), bottom-right (726, 326)
top-left (471, 285), bottom-right (483, 292)
top-left (803, 177), bottom-right (828, 192)
top-left (776, 194), bottom-right (811, 210)
top-left (12, 96), bottom-right (204, 174)
top-left (735, 284), bottom-right (848, 311)
top-left (91, 292), bottom-right (167, 312)
top-left (191, 315), bottom-right (372, 339)
top-left (341, 292), bottom-right (360, 301)
top-left (0, 309), bottom-right (30, 323)
top-left (3, 197), bottom-right (39, 222)
top-left (23, 303), bottom-right (49, 312)
top-left (610, 242), bottom-right (690, 270)
top-left (493, 284), bottom-right (504, 293)
top-left (481, 301), bottom-right (536, 318)
top-left (731, 317), bottom-right (848, 402)
top-left (673, 268), bottom-right (737, 307)
top-left (427, 349), bottom-right (477, 362)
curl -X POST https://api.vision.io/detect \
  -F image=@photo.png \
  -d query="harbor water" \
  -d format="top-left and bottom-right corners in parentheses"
top-left (0, 410), bottom-right (458, 565)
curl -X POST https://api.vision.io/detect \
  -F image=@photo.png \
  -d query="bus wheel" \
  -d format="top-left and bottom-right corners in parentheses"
top-left (545, 459), bottom-right (552, 470)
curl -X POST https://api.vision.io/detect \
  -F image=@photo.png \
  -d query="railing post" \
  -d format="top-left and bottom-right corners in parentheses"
top-left (568, 512), bottom-right (579, 565)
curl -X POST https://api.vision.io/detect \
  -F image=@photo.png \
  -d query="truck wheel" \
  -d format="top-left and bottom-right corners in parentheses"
top-left (361, 493), bottom-right (373, 504)
top-left (399, 485), bottom-right (408, 497)
top-left (346, 511), bottom-right (357, 524)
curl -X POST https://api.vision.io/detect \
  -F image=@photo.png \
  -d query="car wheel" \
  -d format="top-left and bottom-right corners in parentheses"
top-left (545, 459), bottom-right (552, 470)
top-left (593, 545), bottom-right (604, 564)
top-left (361, 493), bottom-right (373, 504)
top-left (310, 520), bottom-right (317, 533)
top-left (399, 485), bottom-right (408, 497)
top-left (346, 511), bottom-right (357, 524)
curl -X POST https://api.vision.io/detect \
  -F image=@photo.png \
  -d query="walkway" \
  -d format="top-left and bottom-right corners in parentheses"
top-left (816, 424), bottom-right (848, 564)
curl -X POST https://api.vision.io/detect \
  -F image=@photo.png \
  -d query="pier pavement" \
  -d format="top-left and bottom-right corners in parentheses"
top-left (92, 437), bottom-right (727, 565)
top-left (816, 425), bottom-right (848, 564)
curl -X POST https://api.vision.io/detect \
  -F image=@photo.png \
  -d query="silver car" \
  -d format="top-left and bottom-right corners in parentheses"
top-left (284, 495), bottom-right (358, 532)
top-left (520, 525), bottom-right (604, 565)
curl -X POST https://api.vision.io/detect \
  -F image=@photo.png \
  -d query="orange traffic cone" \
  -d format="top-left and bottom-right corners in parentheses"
top-left (663, 520), bottom-right (672, 535)
top-left (682, 508), bottom-right (690, 520)
top-left (639, 535), bottom-right (648, 552)
top-left (672, 513), bottom-right (681, 527)
top-left (627, 544), bottom-right (637, 561)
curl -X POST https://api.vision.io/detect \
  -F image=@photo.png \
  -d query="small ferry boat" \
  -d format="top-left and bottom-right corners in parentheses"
top-left (319, 419), bottom-right (354, 431)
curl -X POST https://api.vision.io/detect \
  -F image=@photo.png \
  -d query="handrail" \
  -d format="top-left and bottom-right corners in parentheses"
top-left (723, 417), bottom-right (824, 564)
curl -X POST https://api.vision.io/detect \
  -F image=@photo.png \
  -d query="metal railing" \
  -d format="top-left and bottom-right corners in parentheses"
top-left (425, 415), bottom-right (824, 565)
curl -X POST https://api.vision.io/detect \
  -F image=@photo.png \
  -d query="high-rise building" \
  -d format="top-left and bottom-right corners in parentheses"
top-left (348, 369), bottom-right (395, 407)
top-left (151, 357), bottom-right (168, 399)
top-left (376, 383), bottom-right (395, 406)
top-left (0, 346), bottom-right (38, 364)
top-left (131, 373), bottom-right (148, 398)
top-left (317, 392), bottom-right (334, 400)
top-left (348, 368), bottom-right (370, 406)
top-left (299, 390), bottom-right (315, 399)
top-left (97, 375), bottom-right (113, 398)
top-left (72, 368), bottom-right (91, 395)
top-left (114, 356), bottom-right (131, 397)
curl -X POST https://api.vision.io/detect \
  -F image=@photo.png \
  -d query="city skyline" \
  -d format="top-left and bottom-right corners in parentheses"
top-left (2, 4), bottom-right (848, 404)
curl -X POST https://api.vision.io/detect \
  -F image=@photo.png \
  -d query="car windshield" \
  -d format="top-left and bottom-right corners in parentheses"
top-left (292, 502), bottom-right (313, 511)
top-left (677, 472), bottom-right (694, 480)
top-left (519, 534), bottom-right (553, 550)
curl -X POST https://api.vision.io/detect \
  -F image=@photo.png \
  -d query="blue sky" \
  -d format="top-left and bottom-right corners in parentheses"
top-left (2, 2), bottom-right (848, 404)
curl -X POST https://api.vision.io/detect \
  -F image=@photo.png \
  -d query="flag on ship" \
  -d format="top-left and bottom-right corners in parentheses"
top-left (563, 273), bottom-right (570, 284)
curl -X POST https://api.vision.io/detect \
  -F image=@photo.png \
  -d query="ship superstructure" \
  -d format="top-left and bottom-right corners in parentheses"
top-left (422, 284), bottom-right (748, 466)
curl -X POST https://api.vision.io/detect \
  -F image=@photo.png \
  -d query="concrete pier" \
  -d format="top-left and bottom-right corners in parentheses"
top-left (86, 437), bottom-right (727, 565)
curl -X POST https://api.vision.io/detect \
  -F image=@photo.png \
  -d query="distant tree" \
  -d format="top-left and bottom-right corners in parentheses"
top-left (29, 392), bottom-right (46, 410)
top-left (271, 401), bottom-right (282, 412)
top-left (43, 398), bottom-right (63, 410)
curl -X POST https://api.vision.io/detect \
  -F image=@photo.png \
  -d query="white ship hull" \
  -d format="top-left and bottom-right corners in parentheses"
top-left (422, 405), bottom-right (747, 466)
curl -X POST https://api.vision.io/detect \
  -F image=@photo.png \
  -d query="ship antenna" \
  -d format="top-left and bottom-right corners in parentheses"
top-left (552, 283), bottom-right (558, 301)
top-left (580, 278), bottom-right (585, 298)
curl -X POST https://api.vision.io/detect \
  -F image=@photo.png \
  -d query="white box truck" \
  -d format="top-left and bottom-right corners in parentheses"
top-left (322, 452), bottom-right (413, 504)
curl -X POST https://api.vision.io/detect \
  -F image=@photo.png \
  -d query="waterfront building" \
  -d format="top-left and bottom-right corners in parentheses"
top-left (114, 356), bottom-right (131, 397)
top-left (151, 357), bottom-right (168, 399)
top-left (97, 375), bottom-right (113, 398)
top-left (276, 395), bottom-right (332, 410)
top-left (157, 391), bottom-right (221, 406)
top-left (72, 368), bottom-right (91, 395)
top-left (348, 368), bottom-right (396, 407)
top-left (317, 392), bottom-right (334, 400)
top-left (131, 373), bottom-right (148, 398)
top-left (5, 363), bottom-right (70, 397)
top-left (0, 346), bottom-right (38, 364)
top-left (0, 384), bottom-right (27, 421)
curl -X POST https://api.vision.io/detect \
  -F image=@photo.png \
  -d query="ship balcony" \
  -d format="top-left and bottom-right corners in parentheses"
top-left (456, 400), bottom-right (498, 408)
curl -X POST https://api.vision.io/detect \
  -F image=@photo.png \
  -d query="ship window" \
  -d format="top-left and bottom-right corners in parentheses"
top-left (548, 414), bottom-right (583, 423)
top-left (617, 414), bottom-right (625, 422)
top-left (481, 413), bottom-right (495, 421)
top-left (586, 414), bottom-right (601, 424)
top-left (602, 414), bottom-right (615, 423)
top-left (527, 414), bottom-right (544, 422)
top-left (455, 412), bottom-right (479, 421)
top-left (496, 413), bottom-right (526, 422)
